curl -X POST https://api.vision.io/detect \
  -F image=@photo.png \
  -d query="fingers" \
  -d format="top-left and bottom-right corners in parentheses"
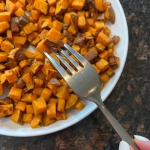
top-left (134, 135), bottom-right (150, 150)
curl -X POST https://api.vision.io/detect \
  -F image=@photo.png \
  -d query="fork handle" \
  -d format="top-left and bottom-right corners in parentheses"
top-left (97, 102), bottom-right (139, 150)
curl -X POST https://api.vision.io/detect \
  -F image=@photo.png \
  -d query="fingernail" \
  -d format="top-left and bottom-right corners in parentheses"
top-left (119, 141), bottom-right (130, 150)
top-left (134, 135), bottom-right (149, 141)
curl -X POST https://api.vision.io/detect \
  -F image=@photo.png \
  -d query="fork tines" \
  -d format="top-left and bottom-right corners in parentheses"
top-left (44, 42), bottom-right (86, 78)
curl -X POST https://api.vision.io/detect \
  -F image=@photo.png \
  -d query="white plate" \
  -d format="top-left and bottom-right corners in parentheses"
top-left (0, 0), bottom-right (128, 137)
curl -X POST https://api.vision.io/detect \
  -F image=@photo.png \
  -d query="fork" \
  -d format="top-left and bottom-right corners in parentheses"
top-left (44, 42), bottom-right (139, 150)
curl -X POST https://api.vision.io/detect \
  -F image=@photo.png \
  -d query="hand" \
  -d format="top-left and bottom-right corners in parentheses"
top-left (119, 135), bottom-right (150, 150)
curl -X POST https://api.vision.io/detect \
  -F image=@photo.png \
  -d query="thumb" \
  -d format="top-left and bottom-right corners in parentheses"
top-left (134, 135), bottom-right (150, 150)
top-left (119, 141), bottom-right (131, 150)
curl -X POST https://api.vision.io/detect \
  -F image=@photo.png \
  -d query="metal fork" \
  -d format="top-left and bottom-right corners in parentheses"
top-left (44, 42), bottom-right (139, 150)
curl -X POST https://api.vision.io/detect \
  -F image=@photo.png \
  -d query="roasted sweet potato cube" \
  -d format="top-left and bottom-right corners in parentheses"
top-left (0, 3), bottom-right (5, 12)
top-left (57, 98), bottom-right (65, 112)
top-left (55, 0), bottom-right (68, 15)
top-left (21, 93), bottom-right (36, 103)
top-left (48, 98), bottom-right (58, 104)
top-left (95, 59), bottom-right (109, 72)
top-left (46, 28), bottom-right (62, 44)
top-left (30, 61), bottom-right (43, 74)
top-left (72, 0), bottom-right (86, 10)
top-left (56, 111), bottom-right (67, 120)
top-left (30, 114), bottom-right (43, 128)
top-left (94, 21), bottom-right (105, 31)
top-left (11, 109), bottom-right (23, 124)
top-left (78, 16), bottom-right (88, 29)
top-left (15, 8), bottom-right (25, 17)
top-left (34, 78), bottom-right (44, 87)
top-left (23, 23), bottom-right (35, 34)
top-left (34, 51), bottom-right (44, 61)
top-left (47, 102), bottom-right (56, 118)
top-left (52, 20), bottom-right (62, 32)
top-left (56, 85), bottom-right (69, 100)
top-left (74, 100), bottom-right (85, 110)
top-left (0, 52), bottom-right (7, 62)
top-left (9, 87), bottom-right (23, 102)
top-left (0, 104), bottom-right (14, 117)
top-left (106, 67), bottom-right (115, 77)
top-left (16, 101), bottom-right (26, 111)
top-left (65, 94), bottom-right (78, 109)
top-left (36, 39), bottom-right (50, 53)
top-left (63, 11), bottom-right (76, 25)
top-left (5, 69), bottom-right (18, 83)
top-left (94, 0), bottom-right (103, 12)
top-left (33, 0), bottom-right (48, 15)
top-left (100, 73), bottom-right (110, 83)
top-left (26, 105), bottom-right (34, 114)
top-left (32, 97), bottom-right (47, 115)
top-left (0, 84), bottom-right (4, 96)
top-left (31, 10), bottom-right (41, 20)
top-left (96, 31), bottom-right (112, 46)
top-left (47, 83), bottom-right (59, 94)
top-left (23, 113), bottom-right (33, 123)
top-left (33, 87), bottom-right (44, 95)
top-left (13, 36), bottom-right (27, 45)
top-left (19, 59), bottom-right (30, 68)
top-left (28, 32), bottom-right (39, 43)
top-left (41, 88), bottom-right (52, 101)
top-left (1, 40), bottom-right (14, 53)
top-left (99, 50), bottom-right (109, 60)
top-left (22, 73), bottom-right (34, 90)
top-left (0, 12), bottom-right (11, 22)
top-left (43, 115), bottom-right (56, 126)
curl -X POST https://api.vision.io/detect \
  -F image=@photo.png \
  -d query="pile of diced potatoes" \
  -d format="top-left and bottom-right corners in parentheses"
top-left (0, 0), bottom-right (120, 128)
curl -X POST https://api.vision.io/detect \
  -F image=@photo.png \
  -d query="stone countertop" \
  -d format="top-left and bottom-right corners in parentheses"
top-left (0, 0), bottom-right (150, 149)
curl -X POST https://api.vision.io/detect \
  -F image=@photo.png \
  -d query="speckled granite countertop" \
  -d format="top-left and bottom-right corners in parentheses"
top-left (0, 0), bottom-right (150, 149)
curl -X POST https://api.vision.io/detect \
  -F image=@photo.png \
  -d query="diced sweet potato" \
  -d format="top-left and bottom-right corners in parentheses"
top-left (95, 59), bottom-right (109, 72)
top-left (16, 101), bottom-right (26, 111)
top-left (94, 0), bottom-right (103, 12)
top-left (0, 104), bottom-right (13, 117)
top-left (0, 3), bottom-right (5, 12)
top-left (0, 84), bottom-right (4, 96)
top-left (56, 111), bottom-right (67, 120)
top-left (5, 69), bottom-right (18, 83)
top-left (15, 8), bottom-right (25, 17)
top-left (36, 39), bottom-right (50, 53)
top-left (65, 94), bottom-right (78, 109)
top-left (0, 21), bottom-right (10, 35)
top-left (26, 105), bottom-right (34, 114)
top-left (94, 21), bottom-right (105, 31)
top-left (1, 40), bottom-right (14, 53)
top-left (0, 12), bottom-right (11, 22)
top-left (0, 52), bottom-right (8, 62)
top-left (33, 0), bottom-right (48, 15)
top-left (100, 73), bottom-right (110, 83)
top-left (11, 109), bottom-right (23, 124)
top-left (56, 85), bottom-right (69, 100)
top-left (9, 87), bottom-right (23, 102)
top-left (30, 61), bottom-right (44, 74)
top-left (55, 0), bottom-right (68, 15)
top-left (47, 102), bottom-right (56, 118)
top-left (52, 20), bottom-right (62, 32)
top-left (22, 73), bottom-right (34, 90)
top-left (33, 87), bottom-right (44, 95)
top-left (96, 31), bottom-right (112, 46)
top-left (43, 116), bottom-right (56, 126)
top-left (78, 16), bottom-right (88, 30)
top-left (32, 97), bottom-right (47, 115)
top-left (21, 93), bottom-right (36, 103)
top-left (72, 0), bottom-right (86, 10)
top-left (30, 114), bottom-right (43, 128)
top-left (23, 113), bottom-right (33, 123)
top-left (23, 23), bottom-right (35, 34)
top-left (46, 28), bottom-right (62, 44)
top-left (41, 88), bottom-right (52, 101)
top-left (74, 100), bottom-right (85, 110)
top-left (34, 78), bottom-right (43, 87)
top-left (48, 0), bottom-right (56, 6)
top-left (6, 0), bottom-right (16, 15)
top-left (13, 36), bottom-right (27, 45)
top-left (57, 98), bottom-right (65, 112)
